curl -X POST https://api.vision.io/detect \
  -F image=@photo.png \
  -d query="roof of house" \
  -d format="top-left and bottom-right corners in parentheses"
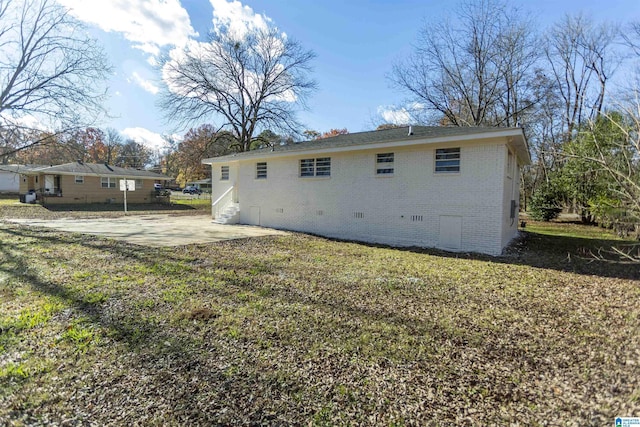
top-left (202, 125), bottom-right (531, 165)
top-left (14, 162), bottom-right (171, 180)
top-left (0, 164), bottom-right (49, 173)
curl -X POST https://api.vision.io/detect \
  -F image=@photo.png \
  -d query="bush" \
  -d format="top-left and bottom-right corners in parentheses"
top-left (529, 183), bottom-right (563, 221)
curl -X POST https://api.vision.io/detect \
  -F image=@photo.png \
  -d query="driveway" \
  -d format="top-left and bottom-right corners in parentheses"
top-left (6, 214), bottom-right (287, 247)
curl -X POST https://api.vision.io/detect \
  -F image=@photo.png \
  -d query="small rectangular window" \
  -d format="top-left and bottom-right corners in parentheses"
top-left (101, 177), bottom-right (116, 188)
top-left (376, 153), bottom-right (394, 175)
top-left (135, 179), bottom-right (143, 189)
top-left (75, 175), bottom-right (84, 184)
top-left (315, 158), bottom-right (331, 176)
top-left (300, 158), bottom-right (331, 177)
top-left (300, 159), bottom-right (315, 177)
top-left (435, 148), bottom-right (460, 173)
top-left (256, 162), bottom-right (267, 179)
top-left (221, 165), bottom-right (229, 180)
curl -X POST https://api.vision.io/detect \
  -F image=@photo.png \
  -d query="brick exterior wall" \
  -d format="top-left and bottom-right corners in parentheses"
top-left (211, 137), bottom-right (522, 255)
top-left (20, 174), bottom-right (158, 204)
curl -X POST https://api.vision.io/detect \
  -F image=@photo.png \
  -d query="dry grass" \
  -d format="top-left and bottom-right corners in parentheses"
top-left (0, 208), bottom-right (638, 425)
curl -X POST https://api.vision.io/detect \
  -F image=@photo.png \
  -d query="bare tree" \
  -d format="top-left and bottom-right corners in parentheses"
top-left (116, 140), bottom-right (151, 169)
top-left (389, 0), bottom-right (539, 127)
top-left (622, 22), bottom-right (640, 56)
top-left (519, 69), bottom-right (566, 209)
top-left (13, 130), bottom-right (81, 165)
top-left (104, 128), bottom-right (123, 165)
top-left (0, 0), bottom-right (110, 160)
top-left (160, 26), bottom-right (316, 152)
top-left (599, 90), bottom-right (640, 218)
top-left (545, 13), bottom-right (619, 138)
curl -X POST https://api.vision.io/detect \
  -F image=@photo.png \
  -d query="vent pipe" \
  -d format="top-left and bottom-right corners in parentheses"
top-left (408, 125), bottom-right (413, 136)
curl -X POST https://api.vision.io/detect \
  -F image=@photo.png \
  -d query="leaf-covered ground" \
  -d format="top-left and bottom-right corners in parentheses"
top-left (0, 205), bottom-right (638, 425)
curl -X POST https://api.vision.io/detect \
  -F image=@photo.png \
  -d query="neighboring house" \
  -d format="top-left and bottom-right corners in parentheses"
top-left (0, 164), bottom-right (38, 193)
top-left (203, 126), bottom-right (530, 255)
top-left (18, 161), bottom-right (171, 204)
top-left (186, 178), bottom-right (212, 193)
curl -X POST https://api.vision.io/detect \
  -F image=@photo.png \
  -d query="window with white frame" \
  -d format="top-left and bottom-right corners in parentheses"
top-left (75, 175), bottom-right (84, 184)
top-left (221, 165), bottom-right (229, 180)
top-left (300, 159), bottom-right (315, 177)
top-left (507, 150), bottom-right (514, 177)
top-left (256, 162), bottom-right (267, 179)
top-left (101, 177), bottom-right (116, 188)
top-left (435, 148), bottom-right (460, 173)
top-left (376, 153), bottom-right (394, 175)
top-left (135, 179), bottom-right (143, 189)
top-left (300, 158), bottom-right (331, 177)
top-left (316, 158), bottom-right (331, 176)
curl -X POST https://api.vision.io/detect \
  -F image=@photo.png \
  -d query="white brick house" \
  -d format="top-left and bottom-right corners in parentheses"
top-left (203, 126), bottom-right (530, 255)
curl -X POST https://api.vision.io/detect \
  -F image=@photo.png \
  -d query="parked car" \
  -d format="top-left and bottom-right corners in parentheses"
top-left (182, 186), bottom-right (202, 195)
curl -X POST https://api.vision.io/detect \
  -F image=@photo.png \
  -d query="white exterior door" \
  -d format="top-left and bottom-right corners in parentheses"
top-left (44, 175), bottom-right (54, 194)
top-left (248, 206), bottom-right (261, 226)
top-left (439, 215), bottom-right (462, 250)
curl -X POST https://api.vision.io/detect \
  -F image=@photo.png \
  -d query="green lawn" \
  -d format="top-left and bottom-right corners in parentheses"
top-left (0, 211), bottom-right (638, 425)
top-left (0, 197), bottom-right (209, 219)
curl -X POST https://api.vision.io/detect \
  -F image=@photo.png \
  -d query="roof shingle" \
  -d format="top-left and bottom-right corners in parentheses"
top-left (9, 162), bottom-right (171, 179)
top-left (203, 125), bottom-right (530, 164)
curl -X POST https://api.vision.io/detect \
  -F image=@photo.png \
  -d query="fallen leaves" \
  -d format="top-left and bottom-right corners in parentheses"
top-left (0, 215), bottom-right (638, 425)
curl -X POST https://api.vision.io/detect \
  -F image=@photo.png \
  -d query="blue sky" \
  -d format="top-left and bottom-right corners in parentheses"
top-left (56, 0), bottom-right (639, 151)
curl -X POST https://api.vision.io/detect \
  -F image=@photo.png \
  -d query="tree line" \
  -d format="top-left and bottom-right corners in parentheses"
top-left (389, 0), bottom-right (640, 232)
top-left (2, 127), bottom-right (154, 170)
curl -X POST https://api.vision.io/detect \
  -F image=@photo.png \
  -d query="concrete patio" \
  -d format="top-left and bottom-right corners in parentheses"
top-left (6, 214), bottom-right (287, 247)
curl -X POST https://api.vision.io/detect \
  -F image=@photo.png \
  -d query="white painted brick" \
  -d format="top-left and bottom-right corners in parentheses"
top-left (210, 138), bottom-right (522, 255)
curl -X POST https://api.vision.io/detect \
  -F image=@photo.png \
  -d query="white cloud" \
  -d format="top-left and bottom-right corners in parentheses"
top-left (0, 112), bottom-right (52, 132)
top-left (377, 103), bottom-right (426, 125)
top-left (57, 0), bottom-right (197, 55)
top-left (121, 127), bottom-right (169, 152)
top-left (377, 106), bottom-right (411, 125)
top-left (129, 72), bottom-right (159, 95)
top-left (210, 0), bottom-right (271, 38)
top-left (14, 114), bottom-right (46, 130)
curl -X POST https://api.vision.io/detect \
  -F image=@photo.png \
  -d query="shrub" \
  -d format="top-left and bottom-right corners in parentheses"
top-left (529, 183), bottom-right (563, 221)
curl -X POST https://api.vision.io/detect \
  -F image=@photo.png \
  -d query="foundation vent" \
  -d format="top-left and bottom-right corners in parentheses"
top-left (354, 212), bottom-right (364, 219)
top-left (411, 215), bottom-right (424, 222)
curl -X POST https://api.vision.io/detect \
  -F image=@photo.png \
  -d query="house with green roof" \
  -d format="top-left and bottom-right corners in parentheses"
top-left (18, 161), bottom-right (171, 205)
top-left (203, 126), bottom-right (530, 255)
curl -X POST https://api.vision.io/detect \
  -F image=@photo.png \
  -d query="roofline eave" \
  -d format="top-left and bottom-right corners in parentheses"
top-left (203, 128), bottom-right (529, 164)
